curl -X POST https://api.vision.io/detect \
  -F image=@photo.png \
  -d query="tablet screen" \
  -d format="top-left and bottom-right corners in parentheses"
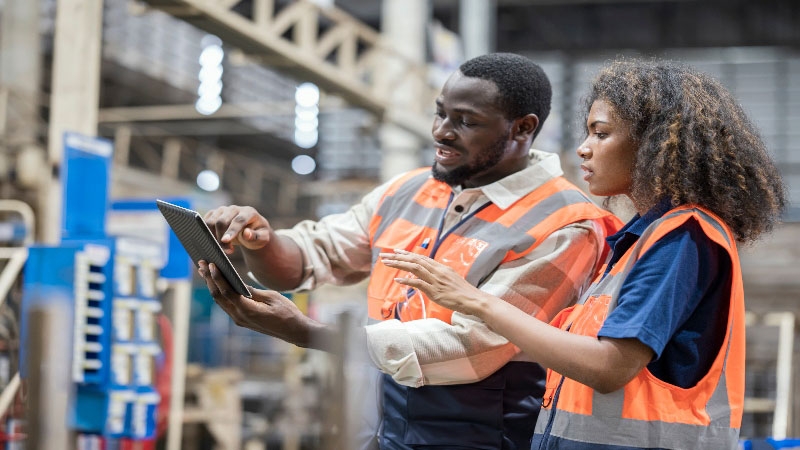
top-left (156, 199), bottom-right (252, 298)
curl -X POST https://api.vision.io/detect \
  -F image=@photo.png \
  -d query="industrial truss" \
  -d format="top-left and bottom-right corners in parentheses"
top-left (138, 0), bottom-right (436, 139)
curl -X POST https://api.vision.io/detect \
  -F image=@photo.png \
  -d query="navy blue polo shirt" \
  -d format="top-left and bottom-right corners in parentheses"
top-left (597, 200), bottom-right (732, 388)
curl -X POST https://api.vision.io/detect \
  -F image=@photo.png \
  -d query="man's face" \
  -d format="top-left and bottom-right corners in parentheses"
top-left (430, 71), bottom-right (516, 188)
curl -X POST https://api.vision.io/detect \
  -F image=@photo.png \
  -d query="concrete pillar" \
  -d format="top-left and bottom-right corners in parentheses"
top-left (166, 280), bottom-right (192, 450)
top-left (43, 0), bottom-right (105, 243)
top-left (460, 0), bottom-right (495, 60)
top-left (378, 0), bottom-right (427, 181)
top-left (24, 304), bottom-right (72, 450)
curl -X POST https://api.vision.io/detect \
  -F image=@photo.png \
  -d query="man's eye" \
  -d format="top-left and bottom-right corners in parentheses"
top-left (460, 119), bottom-right (474, 127)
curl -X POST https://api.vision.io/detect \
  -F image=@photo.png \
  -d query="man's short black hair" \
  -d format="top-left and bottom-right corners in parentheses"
top-left (459, 53), bottom-right (552, 135)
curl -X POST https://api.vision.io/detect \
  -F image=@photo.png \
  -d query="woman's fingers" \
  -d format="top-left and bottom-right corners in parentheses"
top-left (380, 250), bottom-right (439, 276)
top-left (390, 249), bottom-right (437, 268)
top-left (393, 275), bottom-right (427, 290)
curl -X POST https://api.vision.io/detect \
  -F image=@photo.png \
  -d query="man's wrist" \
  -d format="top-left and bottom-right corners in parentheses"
top-left (297, 318), bottom-right (336, 352)
top-left (298, 317), bottom-right (368, 356)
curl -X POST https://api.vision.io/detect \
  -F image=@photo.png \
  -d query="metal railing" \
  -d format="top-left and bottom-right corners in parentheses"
top-left (0, 199), bottom-right (34, 419)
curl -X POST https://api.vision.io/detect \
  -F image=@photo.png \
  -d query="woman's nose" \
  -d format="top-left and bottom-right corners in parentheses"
top-left (576, 144), bottom-right (591, 159)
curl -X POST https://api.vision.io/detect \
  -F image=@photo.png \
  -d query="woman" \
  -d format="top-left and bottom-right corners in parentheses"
top-left (380, 59), bottom-right (786, 449)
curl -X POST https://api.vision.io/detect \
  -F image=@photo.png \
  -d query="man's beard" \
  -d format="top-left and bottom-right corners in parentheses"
top-left (431, 132), bottom-right (509, 187)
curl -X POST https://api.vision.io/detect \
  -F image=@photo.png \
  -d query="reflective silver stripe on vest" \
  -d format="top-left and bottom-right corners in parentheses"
top-left (541, 208), bottom-right (739, 449)
top-left (575, 271), bottom-right (622, 307)
top-left (661, 208), bottom-right (731, 248)
top-left (544, 408), bottom-right (740, 449)
top-left (372, 171), bottom-right (439, 241)
top-left (534, 407), bottom-right (550, 434)
top-left (707, 317), bottom-right (736, 427)
top-left (371, 176), bottom-right (596, 285)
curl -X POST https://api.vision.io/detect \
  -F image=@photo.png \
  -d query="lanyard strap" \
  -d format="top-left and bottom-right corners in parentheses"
top-left (429, 192), bottom-right (492, 258)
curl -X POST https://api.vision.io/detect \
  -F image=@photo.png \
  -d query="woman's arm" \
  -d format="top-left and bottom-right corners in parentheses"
top-left (381, 250), bottom-right (654, 393)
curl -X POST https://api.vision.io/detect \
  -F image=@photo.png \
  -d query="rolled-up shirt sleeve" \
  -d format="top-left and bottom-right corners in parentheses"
top-left (275, 179), bottom-right (394, 291)
top-left (365, 220), bottom-right (606, 387)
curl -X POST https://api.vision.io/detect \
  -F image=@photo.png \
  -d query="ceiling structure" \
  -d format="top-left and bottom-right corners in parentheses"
top-left (87, 0), bottom-right (800, 221)
top-left (494, 0), bottom-right (800, 52)
top-left (102, 0), bottom-right (438, 222)
top-left (332, 0), bottom-right (800, 52)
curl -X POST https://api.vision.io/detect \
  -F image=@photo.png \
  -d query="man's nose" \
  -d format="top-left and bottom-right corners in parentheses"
top-left (432, 117), bottom-right (455, 141)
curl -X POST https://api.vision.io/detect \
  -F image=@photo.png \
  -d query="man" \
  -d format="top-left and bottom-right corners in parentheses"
top-left (199, 53), bottom-right (621, 449)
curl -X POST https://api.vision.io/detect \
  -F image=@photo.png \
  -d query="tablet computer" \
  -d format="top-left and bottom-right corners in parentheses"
top-left (156, 199), bottom-right (252, 298)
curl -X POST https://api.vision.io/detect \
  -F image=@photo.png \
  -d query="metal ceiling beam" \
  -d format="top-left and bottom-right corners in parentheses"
top-left (496, 0), bottom-right (700, 3)
top-left (98, 101), bottom-right (295, 122)
top-left (138, 0), bottom-right (435, 140)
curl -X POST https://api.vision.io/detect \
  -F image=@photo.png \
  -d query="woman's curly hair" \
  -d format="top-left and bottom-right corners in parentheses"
top-left (585, 58), bottom-right (787, 243)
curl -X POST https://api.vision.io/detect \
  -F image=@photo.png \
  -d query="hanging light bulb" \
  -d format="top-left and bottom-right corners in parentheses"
top-left (196, 35), bottom-right (224, 116)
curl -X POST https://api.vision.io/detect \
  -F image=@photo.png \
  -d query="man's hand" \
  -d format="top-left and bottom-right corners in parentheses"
top-left (198, 260), bottom-right (319, 348)
top-left (204, 205), bottom-right (274, 255)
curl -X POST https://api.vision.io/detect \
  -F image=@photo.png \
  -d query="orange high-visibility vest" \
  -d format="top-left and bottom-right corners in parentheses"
top-left (366, 168), bottom-right (621, 324)
top-left (533, 206), bottom-right (745, 450)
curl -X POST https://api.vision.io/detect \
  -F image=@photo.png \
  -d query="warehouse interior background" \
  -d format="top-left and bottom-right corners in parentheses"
top-left (0, 0), bottom-right (799, 448)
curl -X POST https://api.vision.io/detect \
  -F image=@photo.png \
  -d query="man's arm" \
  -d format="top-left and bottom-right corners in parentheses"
top-left (198, 259), bottom-right (340, 350)
top-left (203, 205), bottom-right (305, 291)
top-left (366, 220), bottom-right (605, 387)
top-left (267, 177), bottom-right (397, 291)
top-left (205, 175), bottom-right (393, 291)
top-left (198, 176), bottom-right (399, 355)
top-left (240, 232), bottom-right (306, 291)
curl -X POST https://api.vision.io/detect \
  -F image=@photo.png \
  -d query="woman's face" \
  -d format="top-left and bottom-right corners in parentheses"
top-left (576, 99), bottom-right (637, 200)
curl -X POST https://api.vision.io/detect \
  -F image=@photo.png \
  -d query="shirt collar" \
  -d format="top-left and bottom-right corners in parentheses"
top-left (606, 197), bottom-right (674, 248)
top-left (460, 149), bottom-right (564, 210)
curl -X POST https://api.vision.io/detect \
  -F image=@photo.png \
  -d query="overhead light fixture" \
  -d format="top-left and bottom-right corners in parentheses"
top-left (196, 35), bottom-right (224, 116)
top-left (196, 169), bottom-right (220, 192)
top-left (291, 155), bottom-right (316, 175)
top-left (294, 82), bottom-right (319, 148)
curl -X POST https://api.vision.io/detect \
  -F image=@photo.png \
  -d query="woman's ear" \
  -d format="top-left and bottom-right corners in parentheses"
top-left (512, 114), bottom-right (539, 144)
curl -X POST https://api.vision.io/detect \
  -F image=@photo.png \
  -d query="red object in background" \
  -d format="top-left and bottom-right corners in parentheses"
top-left (155, 313), bottom-right (173, 439)
top-left (76, 435), bottom-right (157, 450)
top-left (0, 385), bottom-right (27, 448)
top-left (0, 418), bottom-right (26, 446)
top-left (119, 437), bottom-right (156, 450)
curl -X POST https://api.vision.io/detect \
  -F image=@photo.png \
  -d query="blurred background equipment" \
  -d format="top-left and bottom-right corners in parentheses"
top-left (17, 132), bottom-right (193, 448)
top-left (0, 0), bottom-right (798, 449)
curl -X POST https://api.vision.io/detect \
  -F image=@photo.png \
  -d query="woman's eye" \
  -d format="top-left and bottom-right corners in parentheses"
top-left (595, 132), bottom-right (608, 139)
top-left (460, 119), bottom-right (474, 127)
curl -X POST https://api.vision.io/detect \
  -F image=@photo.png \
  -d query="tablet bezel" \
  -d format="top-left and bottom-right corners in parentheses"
top-left (156, 199), bottom-right (252, 298)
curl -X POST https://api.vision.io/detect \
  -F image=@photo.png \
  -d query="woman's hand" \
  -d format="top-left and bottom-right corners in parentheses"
top-left (381, 252), bottom-right (654, 393)
top-left (380, 249), bottom-right (490, 317)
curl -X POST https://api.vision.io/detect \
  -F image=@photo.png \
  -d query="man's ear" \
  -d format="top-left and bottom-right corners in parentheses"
top-left (512, 114), bottom-right (539, 144)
